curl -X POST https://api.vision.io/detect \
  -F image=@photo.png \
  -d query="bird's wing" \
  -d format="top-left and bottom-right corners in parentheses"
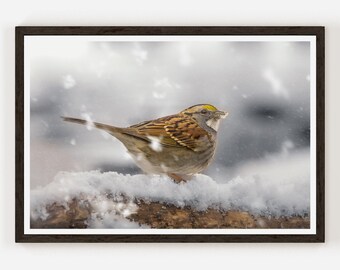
top-left (164, 115), bottom-right (211, 151)
top-left (128, 115), bottom-right (181, 148)
top-left (128, 115), bottom-right (212, 151)
top-left (130, 114), bottom-right (211, 151)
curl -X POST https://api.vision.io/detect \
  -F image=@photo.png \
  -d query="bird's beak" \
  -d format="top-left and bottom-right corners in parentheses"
top-left (216, 110), bottom-right (228, 119)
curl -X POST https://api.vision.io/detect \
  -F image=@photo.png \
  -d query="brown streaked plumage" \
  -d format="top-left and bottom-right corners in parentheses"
top-left (62, 104), bottom-right (228, 183)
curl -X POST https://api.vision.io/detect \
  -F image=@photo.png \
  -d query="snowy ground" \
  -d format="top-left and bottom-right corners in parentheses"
top-left (31, 149), bottom-right (310, 228)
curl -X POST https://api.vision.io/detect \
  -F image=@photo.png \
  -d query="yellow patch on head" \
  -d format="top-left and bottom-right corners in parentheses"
top-left (181, 104), bottom-right (219, 114)
top-left (203, 104), bottom-right (218, 111)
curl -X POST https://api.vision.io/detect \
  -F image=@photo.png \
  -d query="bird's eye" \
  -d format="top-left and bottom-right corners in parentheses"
top-left (200, 109), bottom-right (208, 115)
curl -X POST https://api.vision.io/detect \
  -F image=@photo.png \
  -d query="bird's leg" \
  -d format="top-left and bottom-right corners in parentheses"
top-left (167, 173), bottom-right (188, 183)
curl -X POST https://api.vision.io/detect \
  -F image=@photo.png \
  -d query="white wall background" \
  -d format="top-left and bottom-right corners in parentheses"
top-left (0, 0), bottom-right (339, 269)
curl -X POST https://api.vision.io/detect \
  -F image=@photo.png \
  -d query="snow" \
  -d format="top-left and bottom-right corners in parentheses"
top-left (281, 140), bottom-right (294, 155)
top-left (152, 77), bottom-right (181, 99)
top-left (154, 77), bottom-right (172, 88)
top-left (62, 74), bottom-right (76, 89)
top-left (263, 68), bottom-right (289, 99)
top-left (132, 43), bottom-right (148, 65)
top-left (86, 195), bottom-right (144, 228)
top-left (31, 157), bottom-right (310, 228)
top-left (152, 89), bottom-right (167, 99)
top-left (80, 112), bottom-right (95, 131)
top-left (147, 136), bottom-right (163, 152)
top-left (70, 139), bottom-right (76, 145)
top-left (87, 212), bottom-right (146, 229)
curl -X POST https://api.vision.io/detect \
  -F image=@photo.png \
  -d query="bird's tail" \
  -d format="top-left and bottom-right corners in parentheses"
top-left (61, 116), bottom-right (123, 134)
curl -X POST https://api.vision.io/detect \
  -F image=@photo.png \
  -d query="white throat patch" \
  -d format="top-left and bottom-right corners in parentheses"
top-left (206, 118), bottom-right (220, 131)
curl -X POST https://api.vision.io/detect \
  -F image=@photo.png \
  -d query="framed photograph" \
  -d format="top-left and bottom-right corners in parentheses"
top-left (15, 26), bottom-right (325, 242)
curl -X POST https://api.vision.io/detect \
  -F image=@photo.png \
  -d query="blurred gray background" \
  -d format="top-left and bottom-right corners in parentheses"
top-left (29, 40), bottom-right (311, 188)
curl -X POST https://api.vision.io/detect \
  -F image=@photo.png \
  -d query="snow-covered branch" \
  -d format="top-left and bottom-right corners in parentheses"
top-left (30, 171), bottom-right (310, 229)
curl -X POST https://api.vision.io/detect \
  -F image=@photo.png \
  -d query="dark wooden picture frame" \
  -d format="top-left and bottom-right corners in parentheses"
top-left (15, 26), bottom-right (325, 243)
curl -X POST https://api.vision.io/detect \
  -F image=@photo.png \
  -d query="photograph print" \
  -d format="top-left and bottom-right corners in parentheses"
top-left (16, 27), bottom-right (324, 242)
